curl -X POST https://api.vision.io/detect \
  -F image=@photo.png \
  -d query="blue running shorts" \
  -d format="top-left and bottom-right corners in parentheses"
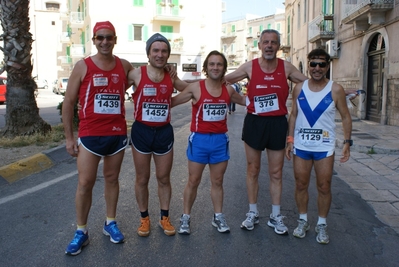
top-left (186, 132), bottom-right (230, 164)
top-left (293, 147), bottom-right (334, 160)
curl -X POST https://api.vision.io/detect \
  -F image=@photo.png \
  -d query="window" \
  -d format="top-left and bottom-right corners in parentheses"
top-left (45, 2), bottom-right (60, 11)
top-left (298, 3), bottom-right (301, 28)
top-left (259, 25), bottom-right (263, 32)
top-left (287, 16), bottom-right (291, 45)
top-left (304, 0), bottom-right (307, 23)
top-left (128, 24), bottom-right (147, 41)
top-left (231, 25), bottom-right (236, 33)
top-left (322, 0), bottom-right (334, 14)
top-left (134, 0), bottom-right (144, 6)
top-left (248, 27), bottom-right (252, 35)
top-left (231, 43), bottom-right (235, 54)
top-left (267, 23), bottom-right (271, 29)
top-left (277, 23), bottom-right (281, 32)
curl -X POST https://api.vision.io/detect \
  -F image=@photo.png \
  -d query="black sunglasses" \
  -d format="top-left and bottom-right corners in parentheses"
top-left (309, 61), bottom-right (328, 68)
top-left (94, 35), bottom-right (116, 41)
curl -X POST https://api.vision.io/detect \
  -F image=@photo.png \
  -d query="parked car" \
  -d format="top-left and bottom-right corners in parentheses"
top-left (0, 76), bottom-right (6, 104)
top-left (0, 77), bottom-right (37, 104)
top-left (54, 77), bottom-right (69, 94)
top-left (36, 79), bottom-right (48, 89)
top-left (51, 79), bottom-right (58, 94)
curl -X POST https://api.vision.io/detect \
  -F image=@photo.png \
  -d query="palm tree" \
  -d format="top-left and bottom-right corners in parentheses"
top-left (0, 0), bottom-right (51, 137)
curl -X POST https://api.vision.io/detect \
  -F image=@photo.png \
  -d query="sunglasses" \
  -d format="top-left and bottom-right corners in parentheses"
top-left (309, 61), bottom-right (328, 68)
top-left (94, 35), bottom-right (116, 41)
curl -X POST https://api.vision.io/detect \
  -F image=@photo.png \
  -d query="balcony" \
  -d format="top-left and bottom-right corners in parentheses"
top-left (59, 32), bottom-right (70, 43)
top-left (249, 46), bottom-right (258, 52)
top-left (280, 36), bottom-right (291, 53)
top-left (58, 56), bottom-right (72, 66)
top-left (69, 12), bottom-right (84, 28)
top-left (308, 14), bottom-right (335, 44)
top-left (153, 4), bottom-right (184, 22)
top-left (221, 31), bottom-right (237, 39)
top-left (341, 0), bottom-right (394, 31)
top-left (70, 44), bottom-right (85, 58)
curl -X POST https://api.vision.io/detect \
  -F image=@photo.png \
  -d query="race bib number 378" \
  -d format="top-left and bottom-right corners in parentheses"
top-left (254, 93), bottom-right (279, 114)
top-left (94, 94), bottom-right (121, 114)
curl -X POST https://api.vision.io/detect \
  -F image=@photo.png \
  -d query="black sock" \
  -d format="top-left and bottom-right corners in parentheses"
top-left (140, 210), bottom-right (149, 218)
top-left (161, 209), bottom-right (169, 218)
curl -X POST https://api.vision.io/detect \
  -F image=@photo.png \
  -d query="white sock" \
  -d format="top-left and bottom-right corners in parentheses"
top-left (299, 213), bottom-right (308, 221)
top-left (249, 203), bottom-right (258, 214)
top-left (317, 216), bottom-right (327, 225)
top-left (272, 205), bottom-right (280, 217)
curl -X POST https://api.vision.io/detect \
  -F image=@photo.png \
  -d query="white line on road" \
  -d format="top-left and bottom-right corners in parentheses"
top-left (0, 170), bottom-right (78, 205)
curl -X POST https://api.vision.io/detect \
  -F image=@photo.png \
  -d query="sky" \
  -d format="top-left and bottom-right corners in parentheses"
top-left (222, 0), bottom-right (285, 21)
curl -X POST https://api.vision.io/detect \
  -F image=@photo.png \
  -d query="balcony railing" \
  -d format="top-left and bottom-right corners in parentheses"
top-left (308, 14), bottom-right (335, 43)
top-left (58, 56), bottom-right (72, 65)
top-left (154, 4), bottom-right (184, 21)
top-left (69, 12), bottom-right (84, 28)
top-left (341, 0), bottom-right (394, 26)
top-left (59, 32), bottom-right (70, 43)
top-left (221, 31), bottom-right (237, 39)
top-left (70, 44), bottom-right (85, 58)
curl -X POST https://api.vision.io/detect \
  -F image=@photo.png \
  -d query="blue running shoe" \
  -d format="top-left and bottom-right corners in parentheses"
top-left (103, 221), bottom-right (125, 243)
top-left (65, 230), bottom-right (89, 256)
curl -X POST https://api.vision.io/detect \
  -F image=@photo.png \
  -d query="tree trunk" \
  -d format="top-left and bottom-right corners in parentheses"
top-left (0, 0), bottom-right (51, 137)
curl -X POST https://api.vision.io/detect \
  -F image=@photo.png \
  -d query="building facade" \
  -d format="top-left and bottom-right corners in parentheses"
top-left (57, 0), bottom-right (223, 81)
top-left (284, 0), bottom-right (399, 126)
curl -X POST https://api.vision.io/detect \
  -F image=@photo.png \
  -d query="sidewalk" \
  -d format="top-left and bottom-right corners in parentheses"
top-left (334, 118), bottom-right (399, 234)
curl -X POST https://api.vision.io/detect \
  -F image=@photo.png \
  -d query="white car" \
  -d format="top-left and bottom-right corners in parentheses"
top-left (54, 77), bottom-right (68, 94)
top-left (36, 79), bottom-right (48, 89)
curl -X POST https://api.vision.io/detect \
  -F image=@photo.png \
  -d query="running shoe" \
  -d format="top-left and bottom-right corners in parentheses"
top-left (177, 214), bottom-right (191, 235)
top-left (159, 216), bottom-right (176, 236)
top-left (137, 216), bottom-right (150, 237)
top-left (65, 230), bottom-right (89, 256)
top-left (240, 211), bottom-right (259, 231)
top-left (267, 214), bottom-right (288, 235)
top-left (212, 214), bottom-right (230, 233)
top-left (103, 221), bottom-right (125, 243)
top-left (293, 219), bottom-right (310, 238)
top-left (315, 224), bottom-right (330, 244)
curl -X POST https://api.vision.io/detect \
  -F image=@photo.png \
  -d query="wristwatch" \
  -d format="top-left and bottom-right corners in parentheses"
top-left (343, 139), bottom-right (353, 146)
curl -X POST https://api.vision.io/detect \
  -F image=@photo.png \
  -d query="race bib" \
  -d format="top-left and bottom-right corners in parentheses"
top-left (94, 94), bottom-right (121, 114)
top-left (202, 103), bottom-right (227, 121)
top-left (142, 102), bottom-right (169, 122)
top-left (254, 93), bottom-right (279, 113)
top-left (299, 128), bottom-right (323, 146)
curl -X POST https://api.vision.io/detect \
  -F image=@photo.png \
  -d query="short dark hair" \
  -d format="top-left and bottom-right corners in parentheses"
top-left (308, 48), bottom-right (331, 62)
top-left (202, 50), bottom-right (228, 78)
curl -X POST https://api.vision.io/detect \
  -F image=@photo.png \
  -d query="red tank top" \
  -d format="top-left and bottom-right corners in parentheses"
top-left (133, 66), bottom-right (174, 127)
top-left (190, 80), bottom-right (230, 134)
top-left (78, 56), bottom-right (127, 137)
top-left (246, 58), bottom-right (289, 116)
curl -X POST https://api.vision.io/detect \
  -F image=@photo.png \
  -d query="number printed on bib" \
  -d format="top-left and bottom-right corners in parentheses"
top-left (94, 94), bottom-right (121, 114)
top-left (142, 102), bottom-right (169, 122)
top-left (254, 93), bottom-right (279, 113)
top-left (203, 103), bottom-right (227, 121)
top-left (299, 128), bottom-right (323, 146)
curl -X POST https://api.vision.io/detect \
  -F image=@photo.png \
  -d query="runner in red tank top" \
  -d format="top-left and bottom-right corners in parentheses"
top-left (171, 50), bottom-right (245, 234)
top-left (127, 33), bottom-right (188, 237)
top-left (224, 29), bottom-right (308, 234)
top-left (63, 21), bottom-right (135, 255)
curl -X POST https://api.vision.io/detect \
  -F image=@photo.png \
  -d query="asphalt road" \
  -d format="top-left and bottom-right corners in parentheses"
top-left (0, 99), bottom-right (398, 266)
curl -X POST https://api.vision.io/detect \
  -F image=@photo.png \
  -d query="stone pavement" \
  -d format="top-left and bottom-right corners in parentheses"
top-left (334, 118), bottom-right (399, 234)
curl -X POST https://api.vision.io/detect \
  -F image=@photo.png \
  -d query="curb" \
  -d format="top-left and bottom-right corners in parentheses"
top-left (0, 144), bottom-right (69, 185)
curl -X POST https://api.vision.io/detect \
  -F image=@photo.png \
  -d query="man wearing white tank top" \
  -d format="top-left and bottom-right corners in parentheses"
top-left (285, 48), bottom-right (352, 244)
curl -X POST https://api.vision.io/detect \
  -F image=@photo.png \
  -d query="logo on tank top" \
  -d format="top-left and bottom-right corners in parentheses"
top-left (111, 74), bottom-right (119, 84)
top-left (256, 85), bottom-right (268, 89)
top-left (160, 84), bottom-right (168, 94)
top-left (264, 75), bottom-right (274, 81)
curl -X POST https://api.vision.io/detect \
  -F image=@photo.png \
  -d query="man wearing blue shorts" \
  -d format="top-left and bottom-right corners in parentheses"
top-left (171, 50), bottom-right (245, 234)
top-left (285, 48), bottom-right (352, 244)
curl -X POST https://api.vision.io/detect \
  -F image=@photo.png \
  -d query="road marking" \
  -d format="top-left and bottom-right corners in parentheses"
top-left (0, 170), bottom-right (78, 205)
